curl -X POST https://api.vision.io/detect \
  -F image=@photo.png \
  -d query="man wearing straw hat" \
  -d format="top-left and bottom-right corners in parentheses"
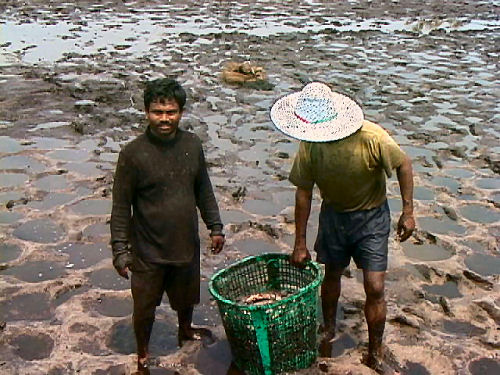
top-left (270, 82), bottom-right (415, 372)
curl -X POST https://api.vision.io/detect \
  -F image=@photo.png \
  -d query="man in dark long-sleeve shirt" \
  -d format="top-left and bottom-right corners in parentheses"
top-left (110, 78), bottom-right (224, 372)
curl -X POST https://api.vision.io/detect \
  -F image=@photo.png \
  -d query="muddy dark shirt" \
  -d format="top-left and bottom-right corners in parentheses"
top-left (110, 127), bottom-right (223, 265)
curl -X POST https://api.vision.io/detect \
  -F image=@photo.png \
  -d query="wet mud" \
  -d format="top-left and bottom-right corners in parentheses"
top-left (0, 0), bottom-right (499, 374)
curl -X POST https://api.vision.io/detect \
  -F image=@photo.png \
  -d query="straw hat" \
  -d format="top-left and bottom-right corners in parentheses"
top-left (270, 82), bottom-right (364, 142)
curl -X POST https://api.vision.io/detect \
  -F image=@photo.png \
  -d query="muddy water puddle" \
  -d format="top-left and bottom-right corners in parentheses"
top-left (69, 199), bottom-right (112, 215)
top-left (242, 198), bottom-right (282, 217)
top-left (402, 361), bottom-right (431, 375)
top-left (402, 242), bottom-right (453, 262)
top-left (47, 149), bottom-right (92, 162)
top-left (195, 339), bottom-right (233, 375)
top-left (0, 242), bottom-right (22, 263)
top-left (417, 217), bottom-right (466, 236)
top-left (464, 253), bottom-right (500, 277)
top-left (232, 238), bottom-right (280, 256)
top-left (0, 155), bottom-right (46, 173)
top-left (459, 204), bottom-right (500, 224)
top-left (475, 177), bottom-right (500, 190)
top-left (33, 174), bottom-right (70, 191)
top-left (468, 358), bottom-right (500, 375)
top-left (53, 242), bottom-right (108, 269)
top-left (0, 210), bottom-right (23, 225)
top-left (0, 172), bottom-right (28, 188)
top-left (422, 281), bottom-right (462, 299)
top-left (28, 192), bottom-right (77, 210)
top-left (0, 292), bottom-right (53, 321)
top-left (1, 260), bottom-right (66, 282)
top-left (108, 320), bottom-right (177, 356)
top-left (12, 218), bottom-right (66, 243)
top-left (324, 333), bottom-right (357, 358)
top-left (82, 222), bottom-right (110, 241)
top-left (88, 267), bottom-right (130, 291)
top-left (220, 209), bottom-right (252, 225)
top-left (93, 295), bottom-right (133, 317)
top-left (10, 333), bottom-right (54, 360)
top-left (441, 319), bottom-right (486, 337)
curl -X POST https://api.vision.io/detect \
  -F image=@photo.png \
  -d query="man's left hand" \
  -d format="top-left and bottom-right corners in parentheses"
top-left (397, 213), bottom-right (415, 242)
top-left (210, 235), bottom-right (225, 254)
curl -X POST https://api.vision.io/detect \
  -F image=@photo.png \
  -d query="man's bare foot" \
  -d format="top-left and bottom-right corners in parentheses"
top-left (361, 348), bottom-right (402, 375)
top-left (318, 329), bottom-right (336, 357)
top-left (177, 326), bottom-right (215, 347)
top-left (137, 356), bottom-right (150, 375)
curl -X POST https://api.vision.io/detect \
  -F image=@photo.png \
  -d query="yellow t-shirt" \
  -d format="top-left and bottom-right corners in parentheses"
top-left (289, 120), bottom-right (406, 212)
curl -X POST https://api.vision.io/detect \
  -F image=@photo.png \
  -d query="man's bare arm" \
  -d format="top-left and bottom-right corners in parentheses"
top-left (396, 156), bottom-right (415, 242)
top-left (292, 187), bottom-right (313, 266)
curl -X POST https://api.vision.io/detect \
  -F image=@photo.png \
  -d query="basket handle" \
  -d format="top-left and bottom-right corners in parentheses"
top-left (266, 259), bottom-right (281, 290)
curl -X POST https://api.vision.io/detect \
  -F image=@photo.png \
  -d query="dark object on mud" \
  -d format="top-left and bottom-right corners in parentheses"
top-left (209, 253), bottom-right (323, 375)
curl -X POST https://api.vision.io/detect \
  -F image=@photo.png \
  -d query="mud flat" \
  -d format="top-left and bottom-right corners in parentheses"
top-left (0, 1), bottom-right (499, 374)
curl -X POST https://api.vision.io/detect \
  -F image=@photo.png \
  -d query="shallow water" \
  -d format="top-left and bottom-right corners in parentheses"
top-left (12, 219), bottom-right (66, 243)
top-left (402, 242), bottom-right (453, 262)
top-left (10, 333), bottom-right (54, 360)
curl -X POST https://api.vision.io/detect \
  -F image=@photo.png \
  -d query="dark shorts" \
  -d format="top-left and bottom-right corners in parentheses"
top-left (315, 200), bottom-right (391, 272)
top-left (131, 255), bottom-right (200, 315)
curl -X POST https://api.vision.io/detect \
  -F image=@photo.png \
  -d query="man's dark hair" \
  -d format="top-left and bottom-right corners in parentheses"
top-left (144, 78), bottom-right (187, 111)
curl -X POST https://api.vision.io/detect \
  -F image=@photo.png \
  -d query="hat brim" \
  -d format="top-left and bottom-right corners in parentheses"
top-left (270, 91), bottom-right (364, 142)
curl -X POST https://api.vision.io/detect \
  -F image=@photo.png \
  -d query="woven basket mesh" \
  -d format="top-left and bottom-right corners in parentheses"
top-left (209, 253), bottom-right (323, 375)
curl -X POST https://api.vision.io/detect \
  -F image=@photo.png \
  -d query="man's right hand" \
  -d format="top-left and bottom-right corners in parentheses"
top-left (116, 266), bottom-right (130, 280)
top-left (291, 243), bottom-right (311, 267)
top-left (112, 250), bottom-right (132, 279)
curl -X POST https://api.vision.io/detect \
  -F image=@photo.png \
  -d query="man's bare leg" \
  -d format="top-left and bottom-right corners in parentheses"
top-left (362, 270), bottom-right (386, 366)
top-left (321, 265), bottom-right (344, 340)
top-left (177, 306), bottom-right (214, 346)
top-left (134, 313), bottom-right (154, 369)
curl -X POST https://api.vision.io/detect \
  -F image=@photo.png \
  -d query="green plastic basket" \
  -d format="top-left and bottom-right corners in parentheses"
top-left (209, 253), bottom-right (324, 375)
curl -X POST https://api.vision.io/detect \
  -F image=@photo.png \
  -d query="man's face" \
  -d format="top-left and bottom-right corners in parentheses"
top-left (146, 99), bottom-right (183, 140)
